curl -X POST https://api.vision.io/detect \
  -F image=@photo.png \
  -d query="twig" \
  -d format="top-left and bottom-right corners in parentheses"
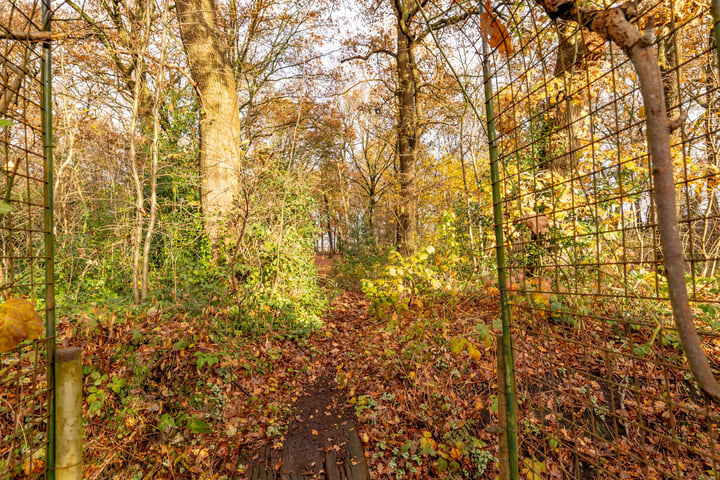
top-left (0, 31), bottom-right (65, 41)
top-left (232, 379), bottom-right (252, 397)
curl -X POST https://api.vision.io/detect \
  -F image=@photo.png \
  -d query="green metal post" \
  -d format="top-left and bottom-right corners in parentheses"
top-left (713, 0), bottom-right (720, 72)
top-left (481, 38), bottom-right (519, 480)
top-left (407, 0), bottom-right (518, 474)
top-left (41, 0), bottom-right (56, 478)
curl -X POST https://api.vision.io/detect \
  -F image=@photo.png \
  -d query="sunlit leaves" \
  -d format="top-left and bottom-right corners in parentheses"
top-left (522, 457), bottom-right (547, 479)
top-left (448, 336), bottom-right (484, 360)
top-left (480, 1), bottom-right (514, 56)
top-left (0, 298), bottom-right (42, 352)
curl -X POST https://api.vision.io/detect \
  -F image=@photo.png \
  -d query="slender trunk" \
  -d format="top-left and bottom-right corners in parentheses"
top-left (657, 16), bottom-right (685, 271)
top-left (141, 0), bottom-right (170, 301)
top-left (368, 193), bottom-right (376, 247)
top-left (659, 19), bottom-right (681, 115)
top-left (334, 161), bottom-right (351, 243)
top-left (323, 192), bottom-right (334, 257)
top-left (459, 111), bottom-right (477, 268)
top-left (130, 74), bottom-right (145, 305)
top-left (127, 2), bottom-right (153, 304)
top-left (140, 87), bottom-right (159, 302)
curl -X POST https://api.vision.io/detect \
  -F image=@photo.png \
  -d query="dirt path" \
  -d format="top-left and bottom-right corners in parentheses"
top-left (234, 256), bottom-right (503, 479)
top-left (238, 370), bottom-right (369, 479)
top-left (236, 288), bottom-right (371, 479)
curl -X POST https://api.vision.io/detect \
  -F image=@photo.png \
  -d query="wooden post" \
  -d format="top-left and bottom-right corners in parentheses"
top-left (497, 334), bottom-right (509, 480)
top-left (55, 348), bottom-right (82, 480)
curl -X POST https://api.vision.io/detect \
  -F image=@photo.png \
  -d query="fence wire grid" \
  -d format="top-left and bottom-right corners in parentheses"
top-left (0, 0), bottom-right (55, 478)
top-left (456, 1), bottom-right (720, 478)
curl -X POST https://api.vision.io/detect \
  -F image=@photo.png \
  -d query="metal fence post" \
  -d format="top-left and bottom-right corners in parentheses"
top-left (41, 0), bottom-right (57, 477)
top-left (481, 35), bottom-right (519, 480)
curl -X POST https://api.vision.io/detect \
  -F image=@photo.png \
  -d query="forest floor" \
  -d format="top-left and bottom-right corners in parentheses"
top-left (58, 256), bottom-right (718, 480)
top-left (67, 255), bottom-right (504, 479)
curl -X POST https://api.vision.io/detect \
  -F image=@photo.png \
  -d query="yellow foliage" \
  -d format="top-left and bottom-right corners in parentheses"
top-left (449, 446), bottom-right (462, 459)
top-left (449, 337), bottom-right (467, 354)
top-left (0, 297), bottom-right (43, 352)
top-left (420, 434), bottom-right (436, 451)
top-left (467, 345), bottom-right (483, 360)
top-left (522, 458), bottom-right (547, 480)
top-left (449, 336), bottom-right (484, 360)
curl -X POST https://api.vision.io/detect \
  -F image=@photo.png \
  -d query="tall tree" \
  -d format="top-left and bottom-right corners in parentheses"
top-left (176, 0), bottom-right (243, 248)
top-left (345, 0), bottom-right (480, 253)
top-left (546, 23), bottom-right (605, 172)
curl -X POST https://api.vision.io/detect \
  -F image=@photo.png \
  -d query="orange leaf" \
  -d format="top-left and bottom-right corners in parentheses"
top-left (480, 2), bottom-right (513, 56)
top-left (0, 298), bottom-right (42, 352)
top-left (450, 446), bottom-right (463, 459)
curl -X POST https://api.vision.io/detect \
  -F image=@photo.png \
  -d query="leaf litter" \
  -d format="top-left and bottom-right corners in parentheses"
top-left (53, 257), bottom-right (720, 479)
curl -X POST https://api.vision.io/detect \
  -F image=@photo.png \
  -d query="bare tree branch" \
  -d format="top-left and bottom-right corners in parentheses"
top-left (341, 48), bottom-right (397, 63)
top-left (420, 7), bottom-right (480, 40)
top-left (0, 31), bottom-right (70, 41)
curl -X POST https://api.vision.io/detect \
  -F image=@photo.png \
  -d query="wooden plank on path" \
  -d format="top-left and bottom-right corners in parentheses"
top-left (345, 425), bottom-right (370, 480)
top-left (241, 421), bottom-right (369, 480)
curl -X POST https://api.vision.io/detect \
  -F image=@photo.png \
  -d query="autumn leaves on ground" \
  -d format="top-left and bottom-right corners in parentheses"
top-left (47, 252), bottom-right (720, 480)
top-left (68, 256), bottom-right (503, 479)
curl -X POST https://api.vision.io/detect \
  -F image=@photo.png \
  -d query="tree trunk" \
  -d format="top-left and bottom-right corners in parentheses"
top-left (141, 1), bottom-right (169, 302)
top-left (395, 20), bottom-right (418, 254)
top-left (176, 0), bottom-right (242, 249)
top-left (654, 17), bottom-right (683, 274)
top-left (130, 83), bottom-right (144, 305)
top-left (140, 82), bottom-right (159, 303)
top-left (546, 24), bottom-right (605, 173)
top-left (129, 4), bottom-right (153, 305)
top-left (323, 192), bottom-right (334, 258)
top-left (459, 113), bottom-right (477, 269)
top-left (658, 19), bottom-right (681, 115)
top-left (368, 196), bottom-right (376, 247)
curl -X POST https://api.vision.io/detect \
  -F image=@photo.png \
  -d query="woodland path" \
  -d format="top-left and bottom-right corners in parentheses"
top-left (236, 255), bottom-right (370, 479)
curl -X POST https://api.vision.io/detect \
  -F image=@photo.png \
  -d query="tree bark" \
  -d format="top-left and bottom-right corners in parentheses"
top-left (658, 20), bottom-right (681, 114)
top-left (546, 23), bottom-right (605, 173)
top-left (395, 14), bottom-right (419, 254)
top-left (176, 0), bottom-right (243, 249)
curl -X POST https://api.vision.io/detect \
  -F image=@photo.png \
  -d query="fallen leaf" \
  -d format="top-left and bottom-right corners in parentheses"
top-left (480, 1), bottom-right (514, 56)
top-left (0, 297), bottom-right (43, 352)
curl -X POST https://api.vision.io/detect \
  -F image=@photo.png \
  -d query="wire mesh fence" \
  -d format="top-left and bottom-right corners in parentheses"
top-left (477, 1), bottom-right (720, 478)
top-left (0, 0), bottom-right (55, 478)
